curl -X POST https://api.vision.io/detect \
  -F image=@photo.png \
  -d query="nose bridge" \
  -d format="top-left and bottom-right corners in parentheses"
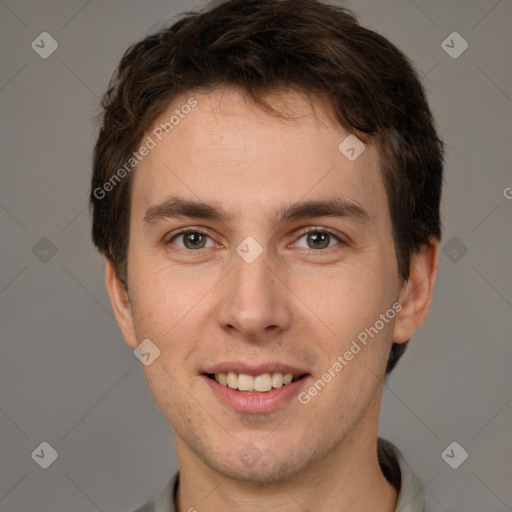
top-left (218, 246), bottom-right (291, 335)
top-left (234, 250), bottom-right (273, 299)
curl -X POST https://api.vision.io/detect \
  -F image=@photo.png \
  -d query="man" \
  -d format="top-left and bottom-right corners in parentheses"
top-left (90, 0), bottom-right (443, 510)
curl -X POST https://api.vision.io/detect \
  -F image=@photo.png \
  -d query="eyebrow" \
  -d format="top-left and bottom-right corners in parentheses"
top-left (142, 195), bottom-right (371, 227)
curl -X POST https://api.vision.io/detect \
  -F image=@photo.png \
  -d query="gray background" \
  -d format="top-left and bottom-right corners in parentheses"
top-left (1, 0), bottom-right (511, 511)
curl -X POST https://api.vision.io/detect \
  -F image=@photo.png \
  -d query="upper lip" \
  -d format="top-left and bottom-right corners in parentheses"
top-left (203, 362), bottom-right (310, 377)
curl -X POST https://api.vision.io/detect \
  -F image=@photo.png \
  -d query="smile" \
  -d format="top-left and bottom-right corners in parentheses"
top-left (206, 371), bottom-right (306, 393)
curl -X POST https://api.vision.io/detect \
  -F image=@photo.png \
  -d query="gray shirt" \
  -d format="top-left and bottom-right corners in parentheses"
top-left (133, 438), bottom-right (424, 512)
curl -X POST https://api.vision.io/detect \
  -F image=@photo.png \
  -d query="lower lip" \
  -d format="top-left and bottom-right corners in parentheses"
top-left (202, 375), bottom-right (311, 414)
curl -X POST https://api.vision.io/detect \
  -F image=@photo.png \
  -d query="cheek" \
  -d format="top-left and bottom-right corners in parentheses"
top-left (127, 253), bottom-right (218, 360)
top-left (129, 246), bottom-right (195, 313)
top-left (295, 260), bottom-right (392, 339)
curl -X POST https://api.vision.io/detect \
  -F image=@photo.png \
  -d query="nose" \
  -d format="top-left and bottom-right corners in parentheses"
top-left (216, 249), bottom-right (293, 341)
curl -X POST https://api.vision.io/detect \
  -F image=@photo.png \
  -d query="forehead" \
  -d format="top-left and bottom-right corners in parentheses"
top-left (131, 88), bottom-right (386, 225)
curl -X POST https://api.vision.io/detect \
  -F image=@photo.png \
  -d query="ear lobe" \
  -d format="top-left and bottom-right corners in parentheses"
top-left (393, 240), bottom-right (439, 344)
top-left (105, 258), bottom-right (139, 349)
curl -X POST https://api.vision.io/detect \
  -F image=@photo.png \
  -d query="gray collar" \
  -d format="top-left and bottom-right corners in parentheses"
top-left (378, 438), bottom-right (425, 511)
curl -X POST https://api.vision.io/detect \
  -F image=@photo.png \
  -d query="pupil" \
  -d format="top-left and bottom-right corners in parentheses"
top-left (185, 233), bottom-right (205, 249)
top-left (308, 232), bottom-right (329, 249)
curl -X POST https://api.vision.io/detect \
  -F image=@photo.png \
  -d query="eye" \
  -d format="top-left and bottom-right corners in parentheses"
top-left (168, 230), bottom-right (216, 250)
top-left (166, 228), bottom-right (343, 253)
top-left (294, 229), bottom-right (342, 250)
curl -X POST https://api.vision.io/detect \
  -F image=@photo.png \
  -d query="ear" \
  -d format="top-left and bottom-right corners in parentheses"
top-left (105, 258), bottom-right (139, 349)
top-left (393, 239), bottom-right (439, 344)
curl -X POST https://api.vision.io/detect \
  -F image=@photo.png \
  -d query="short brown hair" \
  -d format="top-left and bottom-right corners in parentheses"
top-left (90, 0), bottom-right (444, 373)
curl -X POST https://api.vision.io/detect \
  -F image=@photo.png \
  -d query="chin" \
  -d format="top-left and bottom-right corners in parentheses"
top-left (197, 441), bottom-right (315, 485)
top-left (212, 458), bottom-right (302, 485)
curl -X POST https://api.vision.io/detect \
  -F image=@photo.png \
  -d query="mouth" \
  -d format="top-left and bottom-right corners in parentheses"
top-left (201, 362), bottom-right (312, 413)
top-left (204, 371), bottom-right (308, 393)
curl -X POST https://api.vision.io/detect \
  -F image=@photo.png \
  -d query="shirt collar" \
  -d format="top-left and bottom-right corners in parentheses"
top-left (378, 438), bottom-right (425, 512)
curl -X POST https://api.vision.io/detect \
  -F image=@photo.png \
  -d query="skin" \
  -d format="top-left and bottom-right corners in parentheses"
top-left (106, 88), bottom-right (438, 511)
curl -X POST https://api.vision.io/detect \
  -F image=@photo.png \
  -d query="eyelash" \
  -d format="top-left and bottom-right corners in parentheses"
top-left (166, 227), bottom-right (345, 255)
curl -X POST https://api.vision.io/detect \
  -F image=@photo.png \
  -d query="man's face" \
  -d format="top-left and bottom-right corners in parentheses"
top-left (121, 88), bottom-right (404, 482)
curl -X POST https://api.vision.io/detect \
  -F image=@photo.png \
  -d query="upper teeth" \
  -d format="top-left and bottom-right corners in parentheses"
top-left (214, 372), bottom-right (296, 392)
